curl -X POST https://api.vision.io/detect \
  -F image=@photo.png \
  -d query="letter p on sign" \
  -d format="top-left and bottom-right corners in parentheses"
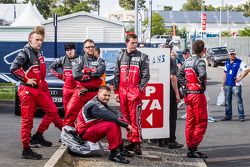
top-left (141, 83), bottom-right (163, 128)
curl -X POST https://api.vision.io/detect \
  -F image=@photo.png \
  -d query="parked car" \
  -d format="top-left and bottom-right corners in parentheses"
top-left (146, 35), bottom-right (172, 44)
top-left (15, 59), bottom-right (64, 116)
top-left (206, 47), bottom-right (229, 67)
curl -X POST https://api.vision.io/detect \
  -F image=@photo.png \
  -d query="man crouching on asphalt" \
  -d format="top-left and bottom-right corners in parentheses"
top-left (76, 86), bottom-right (133, 164)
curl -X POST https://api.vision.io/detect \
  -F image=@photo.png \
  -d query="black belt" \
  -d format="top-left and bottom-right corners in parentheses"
top-left (87, 88), bottom-right (99, 92)
top-left (186, 90), bottom-right (204, 94)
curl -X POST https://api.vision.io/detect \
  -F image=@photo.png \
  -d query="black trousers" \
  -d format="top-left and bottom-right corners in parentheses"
top-left (157, 86), bottom-right (177, 145)
top-left (169, 85), bottom-right (177, 142)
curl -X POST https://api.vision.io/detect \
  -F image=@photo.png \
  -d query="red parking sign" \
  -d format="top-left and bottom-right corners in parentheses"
top-left (141, 83), bottom-right (164, 128)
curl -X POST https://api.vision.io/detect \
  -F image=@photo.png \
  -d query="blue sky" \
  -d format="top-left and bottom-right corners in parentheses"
top-left (100, 0), bottom-right (247, 17)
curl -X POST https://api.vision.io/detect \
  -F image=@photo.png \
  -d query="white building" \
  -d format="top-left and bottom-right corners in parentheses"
top-left (43, 11), bottom-right (125, 42)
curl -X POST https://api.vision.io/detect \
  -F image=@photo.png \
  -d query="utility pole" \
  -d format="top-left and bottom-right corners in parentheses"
top-left (53, 13), bottom-right (58, 58)
top-left (135, 0), bottom-right (139, 35)
top-left (219, 0), bottom-right (224, 46)
top-left (97, 0), bottom-right (100, 16)
top-left (148, 0), bottom-right (152, 43)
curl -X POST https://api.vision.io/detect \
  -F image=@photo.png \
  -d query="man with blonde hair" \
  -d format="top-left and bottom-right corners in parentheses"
top-left (10, 27), bottom-right (63, 160)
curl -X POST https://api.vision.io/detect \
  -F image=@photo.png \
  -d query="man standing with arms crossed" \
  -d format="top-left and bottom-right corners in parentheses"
top-left (113, 34), bottom-right (150, 155)
top-left (63, 39), bottom-right (105, 127)
top-left (49, 43), bottom-right (80, 115)
top-left (10, 28), bottom-right (63, 160)
top-left (177, 40), bottom-right (208, 158)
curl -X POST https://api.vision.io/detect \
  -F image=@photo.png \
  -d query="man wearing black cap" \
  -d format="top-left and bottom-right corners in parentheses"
top-left (222, 48), bottom-right (249, 122)
top-left (183, 48), bottom-right (191, 60)
top-left (49, 42), bottom-right (80, 117)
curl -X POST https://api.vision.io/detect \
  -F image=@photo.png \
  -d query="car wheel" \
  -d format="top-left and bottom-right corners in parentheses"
top-left (15, 91), bottom-right (21, 116)
top-left (211, 60), bottom-right (217, 67)
top-left (207, 59), bottom-right (211, 66)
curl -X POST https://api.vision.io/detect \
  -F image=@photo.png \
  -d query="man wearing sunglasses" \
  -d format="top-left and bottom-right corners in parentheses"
top-left (222, 49), bottom-right (249, 122)
top-left (63, 39), bottom-right (106, 127)
top-left (182, 48), bottom-right (191, 60)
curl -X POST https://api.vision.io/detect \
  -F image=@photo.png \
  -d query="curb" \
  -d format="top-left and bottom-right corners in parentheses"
top-left (0, 100), bottom-right (14, 105)
top-left (196, 158), bottom-right (207, 167)
top-left (44, 145), bottom-right (67, 167)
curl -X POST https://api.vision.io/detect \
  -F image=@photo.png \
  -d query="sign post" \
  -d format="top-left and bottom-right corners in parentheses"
top-left (101, 48), bottom-right (170, 139)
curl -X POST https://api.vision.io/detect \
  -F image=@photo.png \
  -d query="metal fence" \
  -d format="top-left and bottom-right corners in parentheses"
top-left (203, 37), bottom-right (250, 65)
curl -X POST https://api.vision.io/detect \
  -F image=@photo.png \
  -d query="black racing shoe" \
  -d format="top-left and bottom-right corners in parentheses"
top-left (109, 150), bottom-right (129, 164)
top-left (124, 143), bottom-right (135, 151)
top-left (119, 146), bottom-right (135, 157)
top-left (31, 133), bottom-right (52, 147)
top-left (158, 139), bottom-right (169, 147)
top-left (168, 141), bottom-right (184, 149)
top-left (221, 117), bottom-right (231, 121)
top-left (22, 148), bottom-right (42, 160)
top-left (134, 143), bottom-right (142, 155)
top-left (187, 150), bottom-right (208, 158)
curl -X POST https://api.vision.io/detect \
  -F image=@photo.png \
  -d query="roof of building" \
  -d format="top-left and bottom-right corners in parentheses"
top-left (42, 11), bottom-right (124, 26)
top-left (153, 11), bottom-right (250, 24)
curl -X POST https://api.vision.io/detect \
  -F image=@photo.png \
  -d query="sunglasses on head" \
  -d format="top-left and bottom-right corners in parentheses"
top-left (183, 52), bottom-right (188, 54)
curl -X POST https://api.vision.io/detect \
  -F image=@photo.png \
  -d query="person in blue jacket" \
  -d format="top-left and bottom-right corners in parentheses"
top-left (222, 49), bottom-right (250, 122)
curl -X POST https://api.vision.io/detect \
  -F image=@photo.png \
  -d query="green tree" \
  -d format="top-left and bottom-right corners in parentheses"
top-left (163, 6), bottom-right (172, 11)
top-left (243, 0), bottom-right (250, 17)
top-left (143, 12), bottom-right (166, 36)
top-left (0, 0), bottom-right (15, 3)
top-left (238, 26), bottom-right (250, 36)
top-left (52, 5), bottom-right (71, 16)
top-left (221, 31), bottom-right (231, 37)
top-left (204, 4), bottom-right (216, 11)
top-left (52, 0), bottom-right (97, 17)
top-left (182, 0), bottom-right (202, 11)
top-left (119, 0), bottom-right (146, 10)
top-left (72, 2), bottom-right (92, 13)
top-left (214, 4), bottom-right (243, 12)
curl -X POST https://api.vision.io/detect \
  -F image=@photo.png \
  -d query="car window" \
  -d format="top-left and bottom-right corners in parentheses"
top-left (212, 48), bottom-right (228, 55)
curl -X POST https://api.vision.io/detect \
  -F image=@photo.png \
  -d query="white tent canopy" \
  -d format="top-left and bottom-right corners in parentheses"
top-left (11, 1), bottom-right (45, 27)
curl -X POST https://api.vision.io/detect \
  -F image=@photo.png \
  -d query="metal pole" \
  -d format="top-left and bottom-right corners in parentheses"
top-left (149, 0), bottom-right (152, 43)
top-left (98, 0), bottom-right (100, 16)
top-left (135, 0), bottom-right (139, 35)
top-left (53, 13), bottom-right (58, 58)
top-left (219, 0), bottom-right (223, 46)
top-left (200, 1), bottom-right (203, 39)
top-left (227, 9), bottom-right (229, 31)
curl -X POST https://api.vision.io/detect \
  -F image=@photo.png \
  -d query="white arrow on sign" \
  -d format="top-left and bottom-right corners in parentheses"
top-left (146, 113), bottom-right (153, 126)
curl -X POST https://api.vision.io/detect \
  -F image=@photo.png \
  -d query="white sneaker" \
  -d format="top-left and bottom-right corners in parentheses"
top-left (181, 114), bottom-right (186, 120)
top-left (208, 116), bottom-right (216, 123)
top-left (178, 99), bottom-right (185, 109)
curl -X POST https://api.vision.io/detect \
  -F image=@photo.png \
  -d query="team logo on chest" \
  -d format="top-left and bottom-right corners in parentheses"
top-left (92, 61), bottom-right (98, 66)
top-left (132, 57), bottom-right (140, 62)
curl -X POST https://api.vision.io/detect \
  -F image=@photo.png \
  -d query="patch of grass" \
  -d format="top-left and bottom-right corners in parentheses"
top-left (0, 83), bottom-right (15, 101)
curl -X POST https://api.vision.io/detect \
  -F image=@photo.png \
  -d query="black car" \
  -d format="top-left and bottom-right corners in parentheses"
top-left (206, 47), bottom-right (229, 67)
top-left (15, 59), bottom-right (64, 116)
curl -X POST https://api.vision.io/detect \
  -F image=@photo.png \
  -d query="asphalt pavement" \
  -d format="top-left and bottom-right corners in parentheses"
top-left (0, 101), bottom-right (61, 167)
